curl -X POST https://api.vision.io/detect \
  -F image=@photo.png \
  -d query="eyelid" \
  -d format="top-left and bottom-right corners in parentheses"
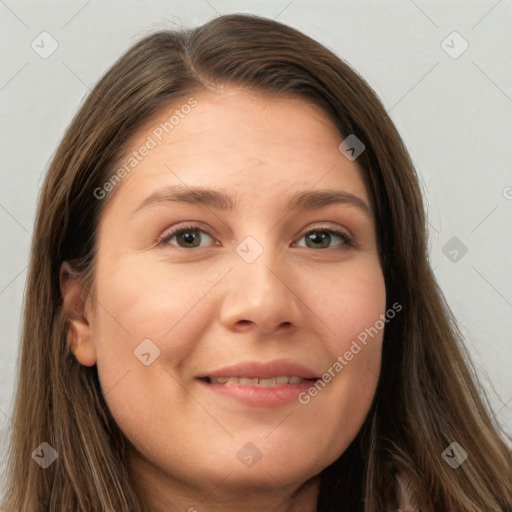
top-left (157, 222), bottom-right (356, 249)
top-left (293, 224), bottom-right (356, 248)
top-left (156, 222), bottom-right (216, 247)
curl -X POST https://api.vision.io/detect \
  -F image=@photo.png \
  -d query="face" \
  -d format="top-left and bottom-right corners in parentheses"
top-left (64, 88), bottom-right (386, 503)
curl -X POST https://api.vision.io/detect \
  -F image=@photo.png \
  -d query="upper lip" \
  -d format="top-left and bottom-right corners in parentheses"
top-left (198, 359), bottom-right (320, 380)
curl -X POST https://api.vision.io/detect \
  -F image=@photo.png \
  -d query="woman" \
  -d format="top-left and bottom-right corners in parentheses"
top-left (2, 13), bottom-right (511, 512)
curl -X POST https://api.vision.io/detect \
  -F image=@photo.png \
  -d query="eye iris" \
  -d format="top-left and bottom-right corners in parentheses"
top-left (306, 231), bottom-right (330, 249)
top-left (178, 230), bottom-right (200, 248)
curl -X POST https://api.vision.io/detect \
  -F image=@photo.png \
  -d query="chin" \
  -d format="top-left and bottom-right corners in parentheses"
top-left (223, 465), bottom-right (320, 492)
top-left (211, 448), bottom-right (327, 491)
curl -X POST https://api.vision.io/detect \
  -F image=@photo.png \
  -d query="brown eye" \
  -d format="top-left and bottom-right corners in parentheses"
top-left (157, 226), bottom-right (214, 249)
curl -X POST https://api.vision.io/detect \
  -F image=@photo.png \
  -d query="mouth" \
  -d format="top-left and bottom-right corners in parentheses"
top-left (199, 375), bottom-right (317, 386)
top-left (196, 360), bottom-right (320, 408)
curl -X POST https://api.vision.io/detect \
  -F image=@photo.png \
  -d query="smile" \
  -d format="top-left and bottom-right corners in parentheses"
top-left (196, 360), bottom-right (322, 407)
top-left (200, 376), bottom-right (315, 386)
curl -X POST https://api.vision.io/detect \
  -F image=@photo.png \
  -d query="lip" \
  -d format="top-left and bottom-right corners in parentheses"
top-left (196, 359), bottom-right (320, 408)
top-left (197, 359), bottom-right (320, 380)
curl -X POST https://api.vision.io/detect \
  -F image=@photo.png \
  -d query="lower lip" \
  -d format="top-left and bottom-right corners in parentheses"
top-left (197, 379), bottom-right (315, 408)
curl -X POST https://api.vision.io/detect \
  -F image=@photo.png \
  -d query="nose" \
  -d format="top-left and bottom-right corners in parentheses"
top-left (219, 241), bottom-right (304, 336)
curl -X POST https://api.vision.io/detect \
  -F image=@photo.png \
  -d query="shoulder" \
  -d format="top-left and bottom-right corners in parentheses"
top-left (395, 471), bottom-right (420, 512)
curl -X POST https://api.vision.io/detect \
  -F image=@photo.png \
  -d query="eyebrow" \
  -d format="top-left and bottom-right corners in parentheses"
top-left (132, 184), bottom-right (372, 218)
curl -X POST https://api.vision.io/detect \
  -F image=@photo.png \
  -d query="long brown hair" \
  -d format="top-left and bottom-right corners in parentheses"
top-left (2, 13), bottom-right (511, 512)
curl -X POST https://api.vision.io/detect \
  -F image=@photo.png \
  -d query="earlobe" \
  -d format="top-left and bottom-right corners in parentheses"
top-left (60, 262), bottom-right (97, 367)
top-left (69, 333), bottom-right (97, 367)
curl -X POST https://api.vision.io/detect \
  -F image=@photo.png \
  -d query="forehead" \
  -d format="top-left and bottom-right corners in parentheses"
top-left (103, 88), bottom-right (370, 215)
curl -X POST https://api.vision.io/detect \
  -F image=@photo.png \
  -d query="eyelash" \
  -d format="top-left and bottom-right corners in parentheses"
top-left (156, 224), bottom-right (355, 250)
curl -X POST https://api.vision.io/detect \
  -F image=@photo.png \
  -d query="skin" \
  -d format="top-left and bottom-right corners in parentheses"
top-left (62, 88), bottom-right (386, 512)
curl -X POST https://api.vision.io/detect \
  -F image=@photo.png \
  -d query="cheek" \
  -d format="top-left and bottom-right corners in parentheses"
top-left (91, 256), bottom-right (202, 347)
top-left (89, 255), bottom-right (223, 406)
top-left (307, 260), bottom-right (386, 439)
top-left (89, 259), bottom-right (201, 444)
top-left (88, 259), bottom-right (176, 397)
top-left (319, 258), bottom-right (387, 352)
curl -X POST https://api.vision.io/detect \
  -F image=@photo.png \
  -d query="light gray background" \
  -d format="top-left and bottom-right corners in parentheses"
top-left (1, 0), bottom-right (511, 490)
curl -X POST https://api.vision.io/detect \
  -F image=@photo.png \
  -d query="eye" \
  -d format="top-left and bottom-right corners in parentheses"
top-left (294, 227), bottom-right (354, 250)
top-left (157, 225), bottom-right (215, 249)
top-left (156, 224), bottom-right (354, 250)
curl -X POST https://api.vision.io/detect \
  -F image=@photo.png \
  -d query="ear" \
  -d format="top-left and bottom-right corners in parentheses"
top-left (60, 262), bottom-right (97, 367)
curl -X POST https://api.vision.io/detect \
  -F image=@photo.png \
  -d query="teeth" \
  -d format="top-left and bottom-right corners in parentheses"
top-left (239, 377), bottom-right (258, 385)
top-left (208, 376), bottom-right (306, 386)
